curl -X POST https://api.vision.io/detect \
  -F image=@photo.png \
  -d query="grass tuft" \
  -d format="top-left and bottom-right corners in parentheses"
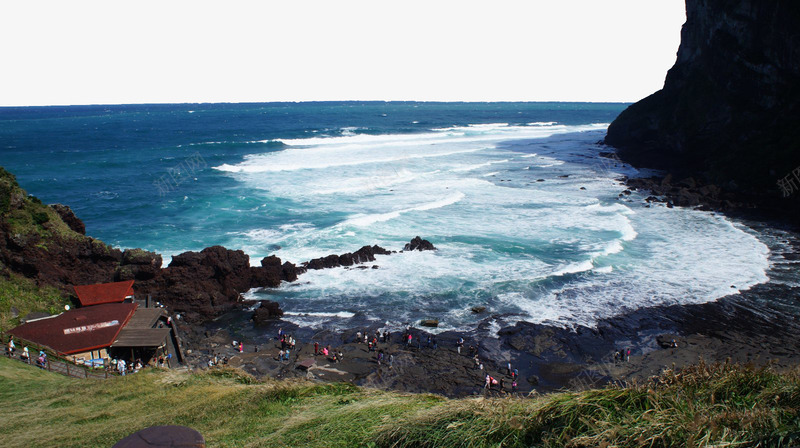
top-left (0, 357), bottom-right (798, 447)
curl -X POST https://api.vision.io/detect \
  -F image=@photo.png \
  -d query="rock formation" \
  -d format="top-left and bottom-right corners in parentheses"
top-left (403, 236), bottom-right (436, 251)
top-left (133, 247), bottom-right (298, 323)
top-left (252, 300), bottom-right (284, 324)
top-left (302, 245), bottom-right (392, 270)
top-left (606, 0), bottom-right (800, 207)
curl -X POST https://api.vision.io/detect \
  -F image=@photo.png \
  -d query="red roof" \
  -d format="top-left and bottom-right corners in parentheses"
top-left (8, 303), bottom-right (137, 355)
top-left (73, 280), bottom-right (135, 307)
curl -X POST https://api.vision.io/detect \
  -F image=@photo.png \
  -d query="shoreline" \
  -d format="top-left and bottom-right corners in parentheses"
top-left (168, 166), bottom-right (800, 398)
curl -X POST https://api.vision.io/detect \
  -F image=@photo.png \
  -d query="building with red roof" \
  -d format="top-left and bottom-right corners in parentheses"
top-left (73, 280), bottom-right (134, 307)
top-left (8, 281), bottom-right (180, 368)
top-left (8, 303), bottom-right (138, 358)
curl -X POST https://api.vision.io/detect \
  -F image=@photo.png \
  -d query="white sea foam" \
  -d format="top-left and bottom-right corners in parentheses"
top-left (552, 260), bottom-right (594, 276)
top-left (451, 159), bottom-right (509, 172)
top-left (284, 311), bottom-right (356, 318)
top-left (213, 121), bottom-right (770, 331)
top-left (340, 192), bottom-right (466, 227)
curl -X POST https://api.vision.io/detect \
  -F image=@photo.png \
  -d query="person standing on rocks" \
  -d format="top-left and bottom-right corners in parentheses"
top-left (314, 341), bottom-right (319, 355)
top-left (512, 380), bottom-right (517, 393)
top-left (388, 354), bottom-right (394, 370)
top-left (457, 338), bottom-right (464, 354)
top-left (239, 341), bottom-right (243, 353)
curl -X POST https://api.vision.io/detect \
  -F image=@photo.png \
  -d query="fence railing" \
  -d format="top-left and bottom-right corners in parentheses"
top-left (2, 332), bottom-right (118, 380)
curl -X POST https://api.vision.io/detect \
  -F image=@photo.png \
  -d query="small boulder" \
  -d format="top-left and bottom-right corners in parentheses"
top-left (253, 300), bottom-right (284, 324)
top-left (471, 306), bottom-right (486, 314)
top-left (419, 319), bottom-right (439, 328)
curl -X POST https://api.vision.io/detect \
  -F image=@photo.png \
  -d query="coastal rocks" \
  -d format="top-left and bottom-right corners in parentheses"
top-left (403, 236), bottom-right (436, 251)
top-left (419, 319), bottom-right (439, 328)
top-left (134, 246), bottom-right (299, 323)
top-left (115, 248), bottom-right (163, 281)
top-left (656, 334), bottom-right (681, 349)
top-left (605, 0), bottom-right (800, 215)
top-left (303, 245), bottom-right (392, 270)
top-left (49, 204), bottom-right (85, 235)
top-left (626, 175), bottom-right (749, 213)
top-left (252, 300), bottom-right (284, 324)
top-left (471, 306), bottom-right (487, 314)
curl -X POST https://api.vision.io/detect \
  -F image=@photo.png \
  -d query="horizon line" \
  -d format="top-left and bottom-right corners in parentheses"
top-left (0, 99), bottom-right (634, 109)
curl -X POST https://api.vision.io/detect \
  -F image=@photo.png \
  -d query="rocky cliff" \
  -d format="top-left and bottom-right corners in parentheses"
top-left (606, 0), bottom-right (800, 203)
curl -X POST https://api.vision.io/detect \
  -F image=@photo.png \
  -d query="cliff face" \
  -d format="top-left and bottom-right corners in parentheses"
top-left (606, 0), bottom-right (800, 194)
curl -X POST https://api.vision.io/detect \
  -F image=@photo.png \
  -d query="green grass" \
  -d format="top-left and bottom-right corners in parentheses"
top-left (0, 272), bottom-right (70, 330)
top-left (0, 165), bottom-right (85, 243)
top-left (0, 358), bottom-right (798, 447)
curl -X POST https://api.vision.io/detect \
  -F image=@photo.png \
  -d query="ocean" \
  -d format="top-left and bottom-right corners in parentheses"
top-left (0, 102), bottom-right (770, 333)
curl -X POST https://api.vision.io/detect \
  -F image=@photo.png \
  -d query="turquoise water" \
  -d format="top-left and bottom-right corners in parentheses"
top-left (0, 102), bottom-right (770, 332)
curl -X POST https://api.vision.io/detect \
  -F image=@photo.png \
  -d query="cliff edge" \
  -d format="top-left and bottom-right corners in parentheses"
top-left (606, 0), bottom-right (800, 204)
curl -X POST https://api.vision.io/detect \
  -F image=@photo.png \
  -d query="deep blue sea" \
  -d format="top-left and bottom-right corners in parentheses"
top-left (0, 102), bottom-right (770, 332)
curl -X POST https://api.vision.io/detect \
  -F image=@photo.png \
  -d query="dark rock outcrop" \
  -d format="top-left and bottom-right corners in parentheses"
top-left (606, 0), bottom-right (800, 210)
top-left (420, 319), bottom-right (439, 328)
top-left (115, 249), bottom-right (163, 281)
top-left (403, 236), bottom-right (436, 251)
top-left (252, 300), bottom-right (284, 324)
top-left (134, 246), bottom-right (298, 323)
top-left (303, 245), bottom-right (391, 270)
top-left (50, 204), bottom-right (85, 235)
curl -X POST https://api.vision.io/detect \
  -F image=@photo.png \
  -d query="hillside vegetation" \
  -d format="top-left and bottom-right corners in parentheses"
top-left (0, 167), bottom-right (79, 329)
top-left (0, 357), bottom-right (797, 447)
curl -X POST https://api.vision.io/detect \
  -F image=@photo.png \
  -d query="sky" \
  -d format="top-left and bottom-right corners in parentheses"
top-left (0, 1), bottom-right (686, 106)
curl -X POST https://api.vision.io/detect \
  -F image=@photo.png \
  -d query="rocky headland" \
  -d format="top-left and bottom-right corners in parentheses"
top-left (605, 0), bottom-right (800, 222)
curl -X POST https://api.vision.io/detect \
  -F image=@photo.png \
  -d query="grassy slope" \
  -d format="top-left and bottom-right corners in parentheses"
top-left (0, 272), bottom-right (70, 330)
top-left (1, 358), bottom-right (798, 448)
